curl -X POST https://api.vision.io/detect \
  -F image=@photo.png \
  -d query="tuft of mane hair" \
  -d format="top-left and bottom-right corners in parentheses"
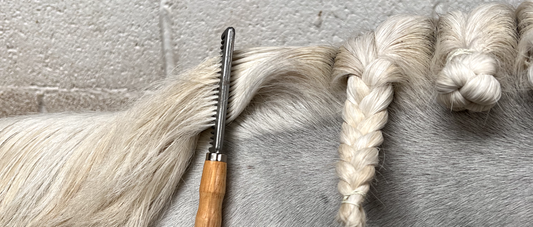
top-left (0, 46), bottom-right (338, 226)
top-left (432, 3), bottom-right (517, 112)
top-left (516, 0), bottom-right (533, 87)
top-left (228, 46), bottom-right (342, 138)
top-left (333, 15), bottom-right (434, 227)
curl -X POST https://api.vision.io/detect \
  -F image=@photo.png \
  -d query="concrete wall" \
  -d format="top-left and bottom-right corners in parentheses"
top-left (0, 0), bottom-right (520, 117)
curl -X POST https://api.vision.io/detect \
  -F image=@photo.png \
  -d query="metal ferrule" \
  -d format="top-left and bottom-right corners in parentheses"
top-left (205, 152), bottom-right (227, 162)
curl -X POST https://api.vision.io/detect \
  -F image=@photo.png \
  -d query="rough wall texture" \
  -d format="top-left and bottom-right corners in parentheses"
top-left (0, 0), bottom-right (520, 117)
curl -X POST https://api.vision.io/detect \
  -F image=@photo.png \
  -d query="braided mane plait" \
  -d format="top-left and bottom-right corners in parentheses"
top-left (433, 3), bottom-right (517, 112)
top-left (333, 15), bottom-right (434, 226)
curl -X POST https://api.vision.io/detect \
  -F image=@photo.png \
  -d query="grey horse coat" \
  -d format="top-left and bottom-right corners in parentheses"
top-left (157, 72), bottom-right (533, 226)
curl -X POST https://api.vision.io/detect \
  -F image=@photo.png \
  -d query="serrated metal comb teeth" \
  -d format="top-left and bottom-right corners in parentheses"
top-left (209, 27), bottom-right (235, 154)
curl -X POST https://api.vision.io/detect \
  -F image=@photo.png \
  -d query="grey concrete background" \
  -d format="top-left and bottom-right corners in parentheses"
top-left (0, 0), bottom-right (520, 117)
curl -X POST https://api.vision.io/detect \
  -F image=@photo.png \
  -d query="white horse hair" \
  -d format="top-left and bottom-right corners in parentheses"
top-left (2, 2), bottom-right (533, 227)
top-left (334, 15), bottom-right (434, 226)
top-left (0, 46), bottom-right (339, 226)
top-left (432, 3), bottom-right (517, 112)
top-left (516, 0), bottom-right (533, 86)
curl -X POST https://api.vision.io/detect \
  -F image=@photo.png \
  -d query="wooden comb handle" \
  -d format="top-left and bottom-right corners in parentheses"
top-left (195, 160), bottom-right (227, 227)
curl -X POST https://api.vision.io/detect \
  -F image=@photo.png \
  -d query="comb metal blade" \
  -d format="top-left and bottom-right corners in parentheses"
top-left (209, 27), bottom-right (235, 155)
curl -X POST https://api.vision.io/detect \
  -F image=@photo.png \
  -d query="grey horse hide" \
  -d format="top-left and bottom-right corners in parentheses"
top-left (157, 73), bottom-right (533, 226)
